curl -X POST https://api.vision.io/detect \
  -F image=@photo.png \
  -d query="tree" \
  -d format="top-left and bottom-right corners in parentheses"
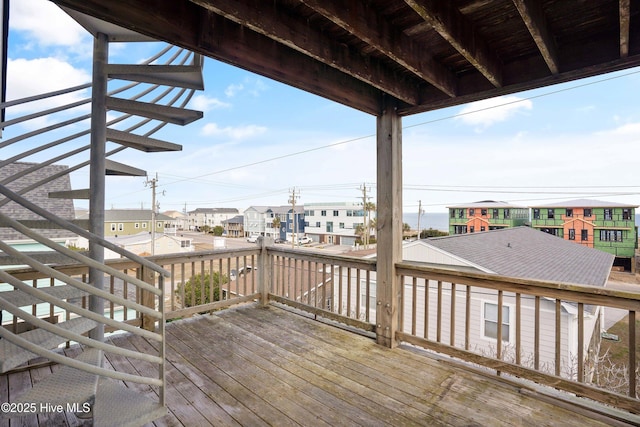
top-left (176, 271), bottom-right (227, 308)
top-left (403, 223), bottom-right (411, 232)
top-left (212, 225), bottom-right (224, 236)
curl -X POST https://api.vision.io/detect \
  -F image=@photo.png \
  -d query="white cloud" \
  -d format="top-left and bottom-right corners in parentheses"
top-left (200, 123), bottom-right (267, 139)
top-left (456, 96), bottom-right (532, 131)
top-left (7, 57), bottom-right (90, 101)
top-left (189, 94), bottom-right (230, 111)
top-left (225, 83), bottom-right (244, 97)
top-left (11, 0), bottom-right (88, 48)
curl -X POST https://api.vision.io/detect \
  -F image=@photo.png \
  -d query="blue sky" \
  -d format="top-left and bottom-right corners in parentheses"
top-left (6, 0), bottom-right (640, 215)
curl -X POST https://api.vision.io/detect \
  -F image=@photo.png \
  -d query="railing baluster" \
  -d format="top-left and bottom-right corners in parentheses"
top-left (424, 279), bottom-right (429, 340)
top-left (465, 285), bottom-right (470, 350)
top-left (355, 269), bottom-right (361, 319)
top-left (629, 310), bottom-right (637, 398)
top-left (411, 276), bottom-right (417, 336)
top-left (555, 299), bottom-right (561, 376)
top-left (577, 302), bottom-right (584, 383)
top-left (338, 265), bottom-right (343, 315)
top-left (437, 280), bottom-right (442, 343)
top-left (450, 283), bottom-right (456, 347)
top-left (516, 293), bottom-right (521, 366)
top-left (497, 290), bottom-right (503, 360)
top-left (535, 296), bottom-right (540, 370)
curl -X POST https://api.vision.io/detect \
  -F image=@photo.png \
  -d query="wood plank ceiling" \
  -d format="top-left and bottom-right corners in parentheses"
top-left (52, 0), bottom-right (640, 116)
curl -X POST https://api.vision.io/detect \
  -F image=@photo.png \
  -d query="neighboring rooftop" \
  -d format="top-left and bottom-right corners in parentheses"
top-left (188, 207), bottom-right (239, 214)
top-left (447, 200), bottom-right (527, 208)
top-left (529, 199), bottom-right (639, 208)
top-left (424, 227), bottom-right (614, 287)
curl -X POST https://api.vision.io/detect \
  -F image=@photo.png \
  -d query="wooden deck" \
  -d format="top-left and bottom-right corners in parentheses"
top-left (2, 303), bottom-right (639, 426)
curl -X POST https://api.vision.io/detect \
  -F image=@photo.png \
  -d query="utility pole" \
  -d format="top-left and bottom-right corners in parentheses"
top-left (417, 200), bottom-right (424, 240)
top-left (360, 183), bottom-right (371, 249)
top-left (288, 187), bottom-right (299, 249)
top-left (145, 173), bottom-right (159, 255)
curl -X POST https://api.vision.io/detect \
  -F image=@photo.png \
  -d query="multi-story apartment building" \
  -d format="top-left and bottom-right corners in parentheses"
top-left (186, 208), bottom-right (239, 231)
top-left (243, 205), bottom-right (304, 240)
top-left (529, 199), bottom-right (638, 270)
top-left (448, 201), bottom-right (529, 235)
top-left (304, 202), bottom-right (372, 246)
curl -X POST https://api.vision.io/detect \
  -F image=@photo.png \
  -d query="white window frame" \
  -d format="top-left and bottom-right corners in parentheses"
top-left (110, 223), bottom-right (116, 232)
top-left (118, 223), bottom-right (124, 231)
top-left (481, 301), bottom-right (511, 342)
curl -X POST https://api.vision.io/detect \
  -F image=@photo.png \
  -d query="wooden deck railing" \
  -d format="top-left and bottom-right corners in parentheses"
top-left (4, 244), bottom-right (639, 415)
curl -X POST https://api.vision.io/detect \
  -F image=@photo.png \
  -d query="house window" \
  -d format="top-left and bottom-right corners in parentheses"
top-left (361, 281), bottom-right (376, 312)
top-left (458, 209), bottom-right (464, 218)
top-left (450, 209), bottom-right (455, 218)
top-left (315, 222), bottom-right (321, 227)
top-left (480, 226), bottom-right (486, 232)
top-left (142, 223), bottom-right (147, 228)
top-left (484, 302), bottom-right (510, 342)
top-left (584, 208), bottom-right (592, 217)
top-left (134, 223), bottom-right (140, 229)
top-left (568, 229), bottom-right (575, 240)
top-left (333, 210), bottom-right (339, 216)
top-left (504, 209), bottom-right (510, 219)
top-left (493, 209), bottom-right (499, 218)
top-left (600, 230), bottom-right (623, 242)
top-left (469, 208), bottom-right (475, 216)
top-left (321, 210), bottom-right (327, 216)
top-left (180, 240), bottom-right (191, 248)
top-left (604, 209), bottom-right (613, 220)
top-left (326, 221), bottom-right (333, 232)
top-left (110, 223), bottom-right (116, 231)
top-left (469, 226), bottom-right (475, 233)
top-left (481, 209), bottom-right (487, 216)
top-left (547, 209), bottom-right (554, 219)
top-left (118, 223), bottom-right (124, 231)
top-left (581, 229), bottom-right (588, 241)
top-left (623, 208), bottom-right (632, 220)
top-left (157, 222), bottom-right (162, 228)
top-left (453, 225), bottom-right (467, 234)
top-left (339, 222), bottom-right (345, 228)
top-left (566, 209), bottom-right (573, 217)
top-left (533, 209), bottom-right (540, 219)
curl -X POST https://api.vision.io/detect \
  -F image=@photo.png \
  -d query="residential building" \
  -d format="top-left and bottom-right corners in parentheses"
top-left (530, 199), bottom-right (638, 271)
top-left (162, 210), bottom-right (188, 230)
top-left (222, 215), bottom-right (244, 238)
top-left (244, 205), bottom-right (304, 240)
top-left (448, 201), bottom-right (529, 235)
top-left (186, 207), bottom-right (239, 231)
top-left (76, 232), bottom-right (194, 258)
top-left (340, 227), bottom-right (613, 378)
top-left (304, 202), bottom-right (372, 246)
top-left (92, 209), bottom-right (175, 237)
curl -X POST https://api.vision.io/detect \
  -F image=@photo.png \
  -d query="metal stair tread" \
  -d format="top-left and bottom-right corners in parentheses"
top-left (106, 128), bottom-right (182, 153)
top-left (0, 317), bottom-right (98, 373)
top-left (93, 378), bottom-right (166, 427)
top-left (106, 97), bottom-right (203, 126)
top-left (6, 348), bottom-right (103, 414)
top-left (105, 64), bottom-right (204, 90)
top-left (105, 159), bottom-right (146, 177)
top-left (0, 284), bottom-right (88, 308)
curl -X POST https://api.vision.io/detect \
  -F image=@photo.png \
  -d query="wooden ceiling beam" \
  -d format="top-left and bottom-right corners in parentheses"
top-left (49, 0), bottom-right (387, 115)
top-left (189, 0), bottom-right (421, 106)
top-left (299, 0), bottom-right (457, 97)
top-left (404, 0), bottom-right (503, 88)
top-left (620, 0), bottom-right (630, 58)
top-left (512, 0), bottom-right (560, 74)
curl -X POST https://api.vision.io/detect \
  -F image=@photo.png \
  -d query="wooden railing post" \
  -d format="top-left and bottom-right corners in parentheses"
top-left (257, 236), bottom-right (273, 306)
top-left (139, 265), bottom-right (156, 331)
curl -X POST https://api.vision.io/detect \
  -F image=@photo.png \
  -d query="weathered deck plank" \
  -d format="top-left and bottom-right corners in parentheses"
top-left (2, 303), bottom-right (638, 426)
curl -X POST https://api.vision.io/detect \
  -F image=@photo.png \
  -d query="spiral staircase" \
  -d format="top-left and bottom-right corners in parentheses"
top-left (0, 6), bottom-right (203, 426)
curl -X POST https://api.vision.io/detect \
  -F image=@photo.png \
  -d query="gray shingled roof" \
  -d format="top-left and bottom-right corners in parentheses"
top-left (425, 227), bottom-right (613, 287)
top-left (188, 207), bottom-right (239, 214)
top-left (0, 162), bottom-right (76, 241)
top-left (530, 198), bottom-right (638, 208)
top-left (101, 209), bottom-right (173, 222)
top-left (447, 200), bottom-right (527, 208)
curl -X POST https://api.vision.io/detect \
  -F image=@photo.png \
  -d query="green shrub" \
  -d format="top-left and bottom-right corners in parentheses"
top-left (176, 271), bottom-right (227, 307)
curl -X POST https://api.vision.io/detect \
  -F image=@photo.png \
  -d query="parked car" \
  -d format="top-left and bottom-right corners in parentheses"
top-left (274, 237), bottom-right (284, 244)
top-left (298, 236), bottom-right (312, 245)
top-left (247, 234), bottom-right (260, 243)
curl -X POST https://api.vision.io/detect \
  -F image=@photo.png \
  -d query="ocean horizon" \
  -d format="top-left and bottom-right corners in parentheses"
top-left (403, 212), bottom-right (449, 232)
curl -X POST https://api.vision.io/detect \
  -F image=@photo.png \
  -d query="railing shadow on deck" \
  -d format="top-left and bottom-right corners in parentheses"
top-left (3, 243), bottom-right (639, 417)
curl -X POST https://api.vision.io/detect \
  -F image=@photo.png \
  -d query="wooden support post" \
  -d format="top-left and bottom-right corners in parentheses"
top-left (257, 236), bottom-right (273, 306)
top-left (139, 265), bottom-right (156, 331)
top-left (375, 97), bottom-right (403, 348)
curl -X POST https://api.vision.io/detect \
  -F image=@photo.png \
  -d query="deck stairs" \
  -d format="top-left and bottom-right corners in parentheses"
top-left (0, 6), bottom-right (204, 426)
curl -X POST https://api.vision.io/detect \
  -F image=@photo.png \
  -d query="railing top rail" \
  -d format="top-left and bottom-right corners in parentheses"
top-left (396, 261), bottom-right (640, 311)
top-left (149, 247), bottom-right (260, 264)
top-left (267, 246), bottom-right (377, 269)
